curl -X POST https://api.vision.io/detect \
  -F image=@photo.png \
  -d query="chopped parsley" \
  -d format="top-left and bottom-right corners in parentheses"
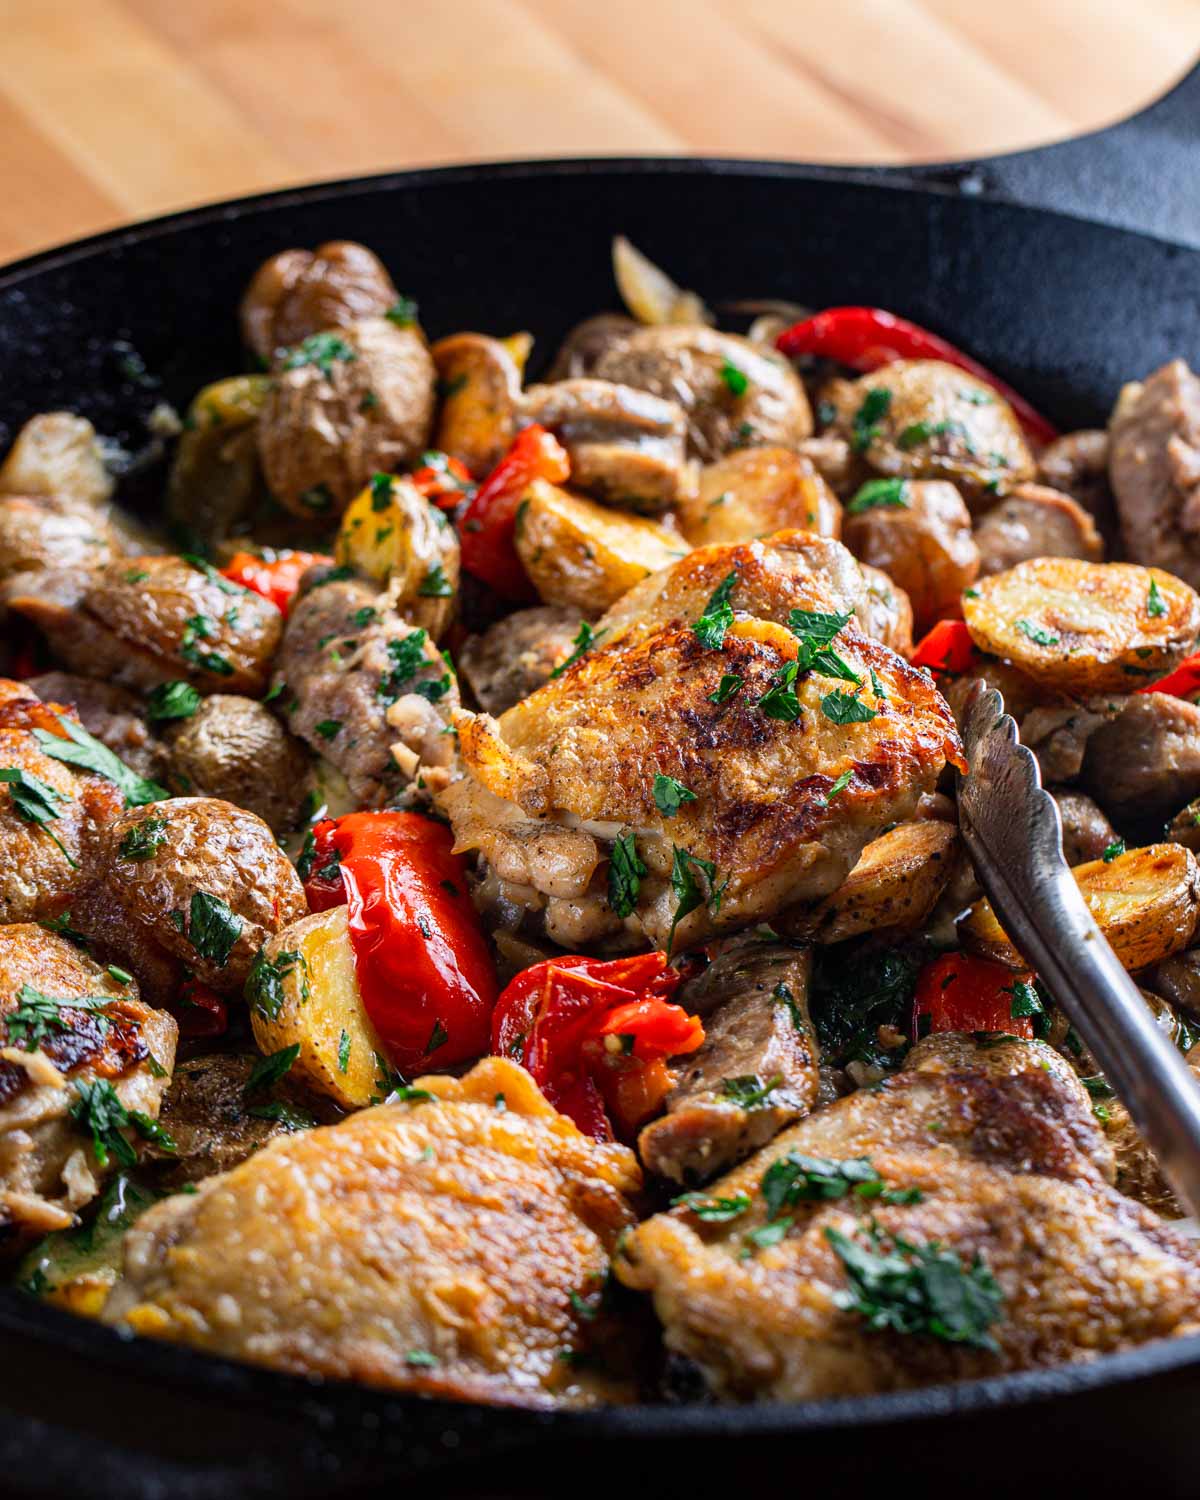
top-left (608, 832), bottom-right (645, 919)
top-left (787, 608), bottom-right (861, 684)
top-left (825, 1218), bottom-right (1003, 1351)
top-left (810, 945), bottom-right (921, 1074)
top-left (762, 1153), bottom-right (922, 1216)
top-left (118, 813), bottom-right (168, 861)
top-left (314, 719), bottom-right (342, 741)
top-left (386, 296), bottom-right (419, 327)
top-left (851, 387), bottom-right (891, 453)
top-left (756, 661), bottom-right (802, 722)
top-left (1147, 577), bottom-right (1168, 618)
top-left (672, 1192), bottom-right (752, 1222)
top-left (4, 984), bottom-right (112, 1051)
top-left (692, 572), bottom-right (738, 650)
top-left (183, 891), bottom-right (243, 967)
top-left (652, 773), bottom-right (697, 818)
top-left (427, 1018), bottom-right (449, 1055)
top-left (720, 1074), bottom-right (783, 1109)
top-left (405, 1349), bottom-right (439, 1367)
top-left (719, 359), bottom-right (749, 397)
top-left (848, 478), bottom-right (910, 513)
top-left (1102, 838), bottom-right (1126, 863)
top-left (551, 621), bottom-right (608, 678)
top-left (773, 981), bottom-right (806, 1032)
top-left (667, 845), bottom-right (724, 952)
top-left (247, 1100), bottom-right (315, 1131)
top-left (179, 614), bottom-right (234, 676)
top-left (418, 563), bottom-right (454, 597)
top-left (33, 714), bottom-right (167, 807)
top-left (352, 606), bottom-right (377, 628)
top-left (69, 1079), bottom-right (176, 1168)
top-left (820, 769), bottom-right (855, 805)
top-left (245, 948), bottom-right (307, 1022)
top-left (708, 673), bottom-right (744, 704)
top-left (243, 1044), bottom-right (300, 1096)
top-left (1015, 618), bottom-right (1060, 648)
top-left (820, 689), bottom-right (876, 725)
top-left (370, 472), bottom-right (394, 511)
top-left (280, 331), bottom-right (357, 374)
top-left (0, 767), bottom-right (76, 867)
top-left (1003, 978), bottom-right (1045, 1022)
top-left (145, 680), bottom-right (201, 722)
top-left (338, 1029), bottom-right (352, 1073)
top-left (378, 630), bottom-right (431, 702)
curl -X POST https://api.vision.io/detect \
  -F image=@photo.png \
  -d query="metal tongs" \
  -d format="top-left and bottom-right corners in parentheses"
top-left (957, 679), bottom-right (1200, 1215)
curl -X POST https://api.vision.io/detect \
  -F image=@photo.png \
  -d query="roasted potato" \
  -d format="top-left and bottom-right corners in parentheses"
top-left (9, 554), bottom-right (284, 697)
top-left (258, 317), bottom-right (436, 517)
top-left (962, 558), bottom-right (1200, 694)
top-left (780, 820), bottom-right (959, 943)
top-left (429, 332), bottom-right (523, 479)
top-left (0, 412), bottom-right (114, 513)
top-left (163, 695), bottom-right (310, 832)
top-left (85, 797), bottom-right (307, 996)
top-left (0, 494), bottom-right (116, 583)
top-left (828, 360), bottom-right (1035, 502)
top-left (960, 843), bottom-right (1199, 972)
top-left (248, 906), bottom-right (386, 1110)
top-left (843, 479), bottom-right (979, 634)
top-left (678, 446), bottom-right (841, 547)
top-left (513, 479), bottom-right (685, 615)
top-left (334, 473), bottom-right (459, 638)
top-left (165, 375), bottom-right (269, 547)
top-left (239, 240), bottom-right (400, 363)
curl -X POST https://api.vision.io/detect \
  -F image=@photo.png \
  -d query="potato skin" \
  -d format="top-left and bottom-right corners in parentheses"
top-left (960, 843), bottom-right (1199, 972)
top-left (248, 906), bottom-right (386, 1110)
top-left (679, 447), bottom-right (841, 547)
top-left (239, 241), bottom-right (399, 364)
top-left (165, 376), bottom-right (269, 549)
top-left (430, 333), bottom-right (523, 479)
top-left (334, 475), bottom-right (459, 639)
top-left (963, 558), bottom-right (1200, 695)
top-left (164, 695), bottom-right (310, 833)
top-left (0, 412), bottom-right (114, 513)
top-left (93, 797), bottom-right (307, 995)
top-left (843, 480), bottom-right (979, 634)
top-left (514, 480), bottom-right (685, 615)
top-left (0, 495), bottom-right (115, 582)
top-left (258, 318), bottom-right (436, 517)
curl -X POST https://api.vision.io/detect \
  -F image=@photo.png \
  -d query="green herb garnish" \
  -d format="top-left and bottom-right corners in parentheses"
top-left (33, 714), bottom-right (168, 807)
top-left (145, 680), bottom-right (202, 722)
top-left (608, 832), bottom-right (645, 919)
top-left (692, 572), bottom-right (738, 650)
top-left (652, 773), bottom-right (697, 818)
top-left (848, 478), bottom-right (910, 513)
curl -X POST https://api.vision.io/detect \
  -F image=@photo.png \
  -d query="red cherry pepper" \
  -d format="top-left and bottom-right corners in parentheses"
top-left (912, 953), bottom-right (1036, 1040)
top-left (909, 618), bottom-right (979, 677)
top-left (491, 952), bottom-right (704, 1140)
top-left (304, 811), bottom-right (497, 1075)
top-left (220, 551), bottom-right (333, 615)
top-left (410, 450), bottom-right (475, 510)
top-left (457, 425), bottom-right (570, 599)
top-left (776, 306), bottom-right (1059, 447)
top-left (1136, 653), bottom-right (1200, 701)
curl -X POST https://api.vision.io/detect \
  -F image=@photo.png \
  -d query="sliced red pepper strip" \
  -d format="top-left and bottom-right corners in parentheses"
top-left (457, 425), bottom-right (569, 599)
top-left (912, 953), bottom-right (1036, 1040)
top-left (305, 811), bottom-right (498, 1075)
top-left (776, 306), bottom-right (1059, 447)
top-left (1136, 652), bottom-right (1200, 700)
top-left (410, 450), bottom-right (475, 510)
top-left (909, 618), bottom-right (979, 676)
top-left (491, 952), bottom-right (702, 1140)
top-left (220, 551), bottom-right (333, 615)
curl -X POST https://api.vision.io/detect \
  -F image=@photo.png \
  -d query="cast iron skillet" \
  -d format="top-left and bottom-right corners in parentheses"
top-left (2, 62), bottom-right (1200, 1500)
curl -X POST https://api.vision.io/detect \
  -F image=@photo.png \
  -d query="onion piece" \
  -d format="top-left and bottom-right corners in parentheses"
top-left (612, 235), bottom-right (712, 326)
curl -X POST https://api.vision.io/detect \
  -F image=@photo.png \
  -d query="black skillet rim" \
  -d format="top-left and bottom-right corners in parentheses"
top-left (2, 152), bottom-right (1199, 1437)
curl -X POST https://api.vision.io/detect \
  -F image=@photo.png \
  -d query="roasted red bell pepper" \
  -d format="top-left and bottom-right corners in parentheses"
top-left (173, 979), bottom-right (229, 1038)
top-left (457, 425), bottom-right (569, 599)
top-left (776, 306), bottom-right (1059, 447)
top-left (220, 550), bottom-right (333, 615)
top-left (909, 618), bottom-right (979, 677)
top-left (1137, 652), bottom-right (1200, 700)
top-left (912, 953), bottom-right (1037, 1040)
top-left (492, 952), bottom-right (704, 1140)
top-left (410, 450), bottom-right (474, 510)
top-left (303, 811), bottom-right (497, 1075)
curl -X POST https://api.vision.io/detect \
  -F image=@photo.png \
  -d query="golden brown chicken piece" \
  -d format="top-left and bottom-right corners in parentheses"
top-left (104, 1059), bottom-right (641, 1407)
top-left (449, 598), bottom-right (963, 951)
top-left (615, 1036), bottom-right (1200, 1401)
top-left (0, 923), bottom-right (177, 1245)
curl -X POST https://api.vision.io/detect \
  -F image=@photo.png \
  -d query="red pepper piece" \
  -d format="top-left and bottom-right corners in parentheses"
top-left (1137, 652), bottom-right (1200, 700)
top-left (220, 551), bottom-right (333, 615)
top-left (912, 953), bottom-right (1036, 1040)
top-left (776, 306), bottom-right (1059, 447)
top-left (909, 618), bottom-right (979, 676)
top-left (308, 811), bottom-right (497, 1075)
top-left (491, 952), bottom-right (703, 1140)
top-left (457, 425), bottom-right (569, 598)
top-left (410, 451), bottom-right (475, 510)
top-left (172, 979), bottom-right (229, 1038)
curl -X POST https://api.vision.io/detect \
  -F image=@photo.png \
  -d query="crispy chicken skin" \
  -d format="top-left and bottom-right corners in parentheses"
top-left (616, 1037), bottom-right (1200, 1401)
top-left (450, 610), bottom-right (963, 949)
top-left (104, 1059), bottom-right (640, 1407)
top-left (0, 924), bottom-right (176, 1243)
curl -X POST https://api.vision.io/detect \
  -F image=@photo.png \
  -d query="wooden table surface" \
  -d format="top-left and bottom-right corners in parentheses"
top-left (2, 0), bottom-right (1198, 265)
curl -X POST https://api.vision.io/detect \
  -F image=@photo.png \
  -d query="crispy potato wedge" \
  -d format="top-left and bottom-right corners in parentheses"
top-left (781, 820), bottom-right (959, 943)
top-left (429, 332), bottom-right (523, 478)
top-left (962, 558), bottom-right (1200, 694)
top-left (678, 447), bottom-right (841, 547)
top-left (960, 843), bottom-right (1200, 972)
top-left (514, 479), bottom-right (685, 615)
top-left (248, 906), bottom-right (387, 1110)
top-left (334, 472), bottom-right (459, 637)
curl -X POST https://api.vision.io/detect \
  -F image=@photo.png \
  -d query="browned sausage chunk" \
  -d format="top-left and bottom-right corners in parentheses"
top-left (457, 606), bottom-right (581, 715)
top-left (974, 482), bottom-right (1104, 576)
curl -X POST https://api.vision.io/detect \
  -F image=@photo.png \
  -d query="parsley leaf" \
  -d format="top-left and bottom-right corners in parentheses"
top-left (179, 614), bottom-right (234, 676)
top-left (608, 832), bottom-right (645, 918)
top-left (672, 1192), bottom-right (752, 1222)
top-left (314, 719), bottom-right (342, 741)
top-left (692, 572), bottom-right (738, 650)
top-left (5, 984), bottom-right (112, 1051)
top-left (820, 768), bottom-right (855, 806)
top-left (720, 1074), bottom-right (783, 1110)
top-left (145, 680), bottom-right (201, 722)
top-left (851, 387), bottom-right (891, 453)
top-left (246, 1100), bottom-right (315, 1131)
top-left (280, 331), bottom-right (357, 374)
top-left (652, 773), bottom-right (697, 818)
top-left (370, 472), bottom-right (394, 511)
top-left (848, 478), bottom-right (910, 513)
top-left (69, 1079), bottom-right (176, 1168)
top-left (820, 689), bottom-right (876, 725)
top-left (1147, 577), bottom-right (1168, 618)
top-left (1015, 618), bottom-right (1060, 648)
top-left (244, 1044), bottom-right (300, 1096)
top-left (418, 563), bottom-right (454, 597)
top-left (667, 845), bottom-right (724, 952)
top-left (33, 714), bottom-right (168, 807)
top-left (760, 1153), bottom-right (922, 1217)
top-left (551, 621), bottom-right (608, 679)
top-left (386, 296), bottom-right (419, 327)
top-left (708, 673), bottom-right (744, 704)
top-left (1102, 838), bottom-right (1126, 863)
top-left (338, 1029), bottom-right (352, 1072)
top-left (719, 359), bottom-right (749, 397)
top-left (118, 813), bottom-right (168, 862)
top-left (756, 661), bottom-right (802, 722)
top-left (427, 1018), bottom-right (449, 1054)
top-left (245, 948), bottom-right (307, 1020)
top-left (0, 766), bottom-right (77, 867)
top-left (1003, 978), bottom-right (1044, 1021)
top-left (378, 630), bottom-right (430, 702)
top-left (184, 891), bottom-right (243, 967)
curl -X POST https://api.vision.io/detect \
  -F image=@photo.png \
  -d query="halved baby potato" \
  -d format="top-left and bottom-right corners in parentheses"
top-left (678, 447), bottom-right (841, 547)
top-left (514, 479), bottom-right (686, 615)
top-left (248, 906), bottom-right (387, 1110)
top-left (782, 820), bottom-right (959, 943)
top-left (334, 472), bottom-right (459, 637)
top-left (962, 558), bottom-right (1200, 695)
top-left (959, 843), bottom-right (1200, 972)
